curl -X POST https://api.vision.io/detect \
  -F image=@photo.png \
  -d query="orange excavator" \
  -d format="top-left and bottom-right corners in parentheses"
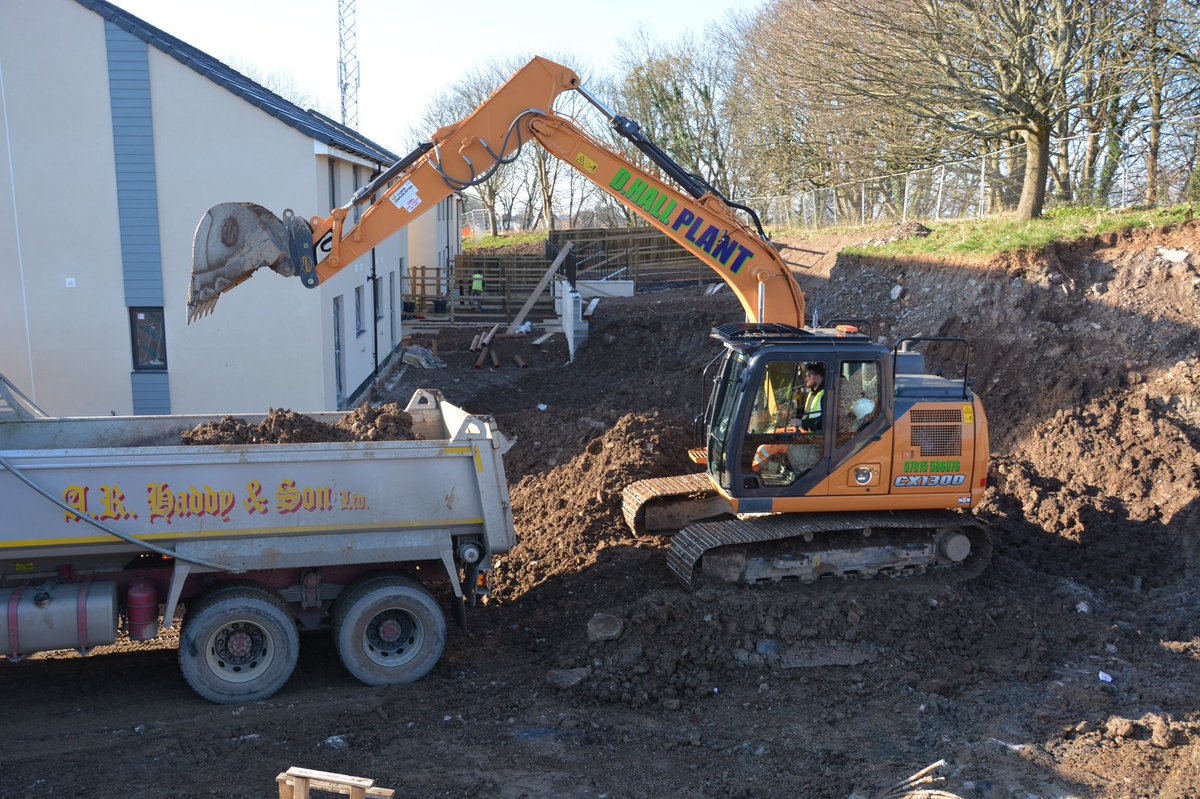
top-left (189, 56), bottom-right (990, 588)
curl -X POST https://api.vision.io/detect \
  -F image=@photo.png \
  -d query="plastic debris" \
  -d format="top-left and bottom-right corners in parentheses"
top-left (1099, 671), bottom-right (1113, 683)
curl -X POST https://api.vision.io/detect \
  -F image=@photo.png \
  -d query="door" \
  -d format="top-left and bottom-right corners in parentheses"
top-left (736, 358), bottom-right (830, 496)
top-left (827, 358), bottom-right (890, 496)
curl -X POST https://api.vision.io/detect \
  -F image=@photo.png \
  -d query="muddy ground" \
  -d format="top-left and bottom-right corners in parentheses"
top-left (3, 221), bottom-right (1200, 798)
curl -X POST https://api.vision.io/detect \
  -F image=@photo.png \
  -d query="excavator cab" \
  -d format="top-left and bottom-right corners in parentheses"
top-left (703, 323), bottom-right (892, 506)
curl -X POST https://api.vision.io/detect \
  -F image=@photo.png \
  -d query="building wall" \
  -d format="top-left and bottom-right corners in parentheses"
top-left (0, 2), bottom-right (131, 416)
top-left (0, 0), bottom-right (408, 416)
top-left (316, 155), bottom-right (406, 408)
top-left (149, 48), bottom-right (332, 414)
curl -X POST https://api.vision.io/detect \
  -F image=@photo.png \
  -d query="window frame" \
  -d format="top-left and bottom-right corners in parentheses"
top-left (128, 306), bottom-right (168, 372)
top-left (354, 284), bottom-right (366, 336)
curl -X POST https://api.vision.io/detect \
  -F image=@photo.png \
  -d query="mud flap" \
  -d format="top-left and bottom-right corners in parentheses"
top-left (450, 595), bottom-right (467, 631)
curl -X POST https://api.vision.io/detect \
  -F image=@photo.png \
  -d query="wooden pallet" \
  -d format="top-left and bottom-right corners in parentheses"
top-left (276, 767), bottom-right (394, 799)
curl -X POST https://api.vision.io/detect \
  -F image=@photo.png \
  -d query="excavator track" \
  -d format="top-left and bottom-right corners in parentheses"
top-left (622, 473), bottom-right (728, 537)
top-left (667, 510), bottom-right (991, 590)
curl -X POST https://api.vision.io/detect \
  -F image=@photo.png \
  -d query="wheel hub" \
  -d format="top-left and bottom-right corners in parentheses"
top-left (207, 620), bottom-right (274, 681)
top-left (223, 629), bottom-right (254, 659)
top-left (368, 610), bottom-right (413, 650)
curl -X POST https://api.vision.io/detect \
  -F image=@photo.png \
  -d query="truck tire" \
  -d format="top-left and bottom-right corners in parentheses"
top-left (178, 586), bottom-right (299, 704)
top-left (331, 575), bottom-right (446, 686)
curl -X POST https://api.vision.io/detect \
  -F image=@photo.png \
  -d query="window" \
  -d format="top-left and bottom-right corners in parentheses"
top-left (129, 307), bottom-right (167, 371)
top-left (352, 166), bottom-right (362, 221)
top-left (328, 160), bottom-right (338, 213)
top-left (354, 284), bottom-right (365, 335)
top-left (389, 271), bottom-right (397, 347)
top-left (373, 273), bottom-right (384, 321)
top-left (742, 360), bottom-right (827, 486)
top-left (836, 361), bottom-right (881, 447)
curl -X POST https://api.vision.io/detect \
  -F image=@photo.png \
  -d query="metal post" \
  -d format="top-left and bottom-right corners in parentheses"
top-left (902, 172), bottom-right (910, 223)
top-left (935, 165), bottom-right (945, 219)
top-left (978, 155), bottom-right (987, 218)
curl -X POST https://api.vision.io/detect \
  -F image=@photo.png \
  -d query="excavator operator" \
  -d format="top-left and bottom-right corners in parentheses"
top-left (798, 362), bottom-right (825, 433)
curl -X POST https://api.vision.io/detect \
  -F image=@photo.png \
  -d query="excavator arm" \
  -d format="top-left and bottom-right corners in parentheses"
top-left (188, 56), bottom-right (804, 328)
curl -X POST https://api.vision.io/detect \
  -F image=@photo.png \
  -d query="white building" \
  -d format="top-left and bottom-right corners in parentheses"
top-left (0, 0), bottom-right (437, 416)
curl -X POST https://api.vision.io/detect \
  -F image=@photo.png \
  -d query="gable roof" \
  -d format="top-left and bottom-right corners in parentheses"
top-left (75, 0), bottom-right (399, 165)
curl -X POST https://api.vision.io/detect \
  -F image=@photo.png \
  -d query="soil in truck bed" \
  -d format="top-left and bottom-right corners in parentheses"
top-left (179, 403), bottom-right (418, 445)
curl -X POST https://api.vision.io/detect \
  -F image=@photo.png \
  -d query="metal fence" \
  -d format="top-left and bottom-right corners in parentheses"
top-left (744, 115), bottom-right (1200, 230)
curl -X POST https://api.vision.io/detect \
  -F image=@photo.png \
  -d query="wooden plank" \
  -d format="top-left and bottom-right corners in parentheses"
top-left (278, 776), bottom-right (394, 798)
top-left (583, 297), bottom-right (600, 318)
top-left (279, 768), bottom-right (393, 798)
top-left (506, 242), bottom-right (573, 334)
top-left (532, 331), bottom-right (557, 345)
top-left (285, 768), bottom-right (375, 789)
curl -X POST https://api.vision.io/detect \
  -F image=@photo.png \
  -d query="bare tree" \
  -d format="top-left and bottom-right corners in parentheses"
top-left (415, 61), bottom-right (527, 237)
top-left (226, 58), bottom-right (336, 118)
top-left (753, 0), bottom-right (1134, 219)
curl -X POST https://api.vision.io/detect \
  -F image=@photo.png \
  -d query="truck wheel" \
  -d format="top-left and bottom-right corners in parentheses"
top-left (332, 575), bottom-right (446, 686)
top-left (178, 586), bottom-right (299, 704)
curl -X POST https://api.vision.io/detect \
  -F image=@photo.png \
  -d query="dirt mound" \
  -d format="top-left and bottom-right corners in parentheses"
top-left (982, 360), bottom-right (1200, 589)
top-left (335, 402), bottom-right (417, 440)
top-left (491, 411), bottom-right (696, 601)
top-left (180, 402), bottom-right (416, 445)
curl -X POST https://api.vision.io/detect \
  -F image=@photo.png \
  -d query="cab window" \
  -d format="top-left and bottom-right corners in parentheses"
top-left (835, 360), bottom-right (881, 447)
top-left (742, 361), bottom-right (827, 486)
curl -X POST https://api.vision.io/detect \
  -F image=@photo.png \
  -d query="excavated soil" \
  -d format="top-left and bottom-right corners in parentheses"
top-left (179, 403), bottom-right (417, 445)
top-left (3, 221), bottom-right (1200, 798)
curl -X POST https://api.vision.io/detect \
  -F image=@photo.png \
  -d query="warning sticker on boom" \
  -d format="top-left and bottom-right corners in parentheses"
top-left (389, 180), bottom-right (422, 213)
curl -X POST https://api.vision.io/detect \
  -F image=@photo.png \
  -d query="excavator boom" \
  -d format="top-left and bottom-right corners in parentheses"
top-left (186, 57), bottom-right (803, 327)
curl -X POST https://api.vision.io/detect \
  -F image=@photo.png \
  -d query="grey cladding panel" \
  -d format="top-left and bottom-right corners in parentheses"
top-left (105, 21), bottom-right (163, 308)
top-left (131, 372), bottom-right (171, 415)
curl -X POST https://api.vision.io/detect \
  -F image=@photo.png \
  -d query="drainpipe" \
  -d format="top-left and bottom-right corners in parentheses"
top-left (370, 247), bottom-right (378, 395)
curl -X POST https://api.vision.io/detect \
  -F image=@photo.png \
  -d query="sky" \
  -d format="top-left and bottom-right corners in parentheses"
top-left (113, 0), bottom-right (753, 154)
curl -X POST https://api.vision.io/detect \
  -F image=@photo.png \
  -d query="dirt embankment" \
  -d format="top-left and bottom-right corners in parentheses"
top-left (473, 221), bottom-right (1200, 796)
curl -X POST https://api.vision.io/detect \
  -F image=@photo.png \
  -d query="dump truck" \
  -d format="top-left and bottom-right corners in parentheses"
top-left (0, 381), bottom-right (514, 703)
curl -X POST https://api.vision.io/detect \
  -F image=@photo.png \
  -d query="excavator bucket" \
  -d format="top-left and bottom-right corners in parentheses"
top-left (187, 203), bottom-right (314, 323)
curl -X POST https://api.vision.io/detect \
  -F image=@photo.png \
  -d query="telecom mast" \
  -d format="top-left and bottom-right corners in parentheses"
top-left (337, 0), bottom-right (360, 128)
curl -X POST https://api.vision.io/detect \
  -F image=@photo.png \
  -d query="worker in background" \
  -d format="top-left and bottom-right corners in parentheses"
top-left (798, 362), bottom-right (825, 432)
top-left (471, 272), bottom-right (485, 311)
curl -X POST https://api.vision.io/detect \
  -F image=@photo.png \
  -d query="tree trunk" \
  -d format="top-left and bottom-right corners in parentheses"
top-left (1016, 125), bottom-right (1051, 221)
top-left (1054, 116), bottom-right (1072, 203)
top-left (1145, 93), bottom-right (1162, 205)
